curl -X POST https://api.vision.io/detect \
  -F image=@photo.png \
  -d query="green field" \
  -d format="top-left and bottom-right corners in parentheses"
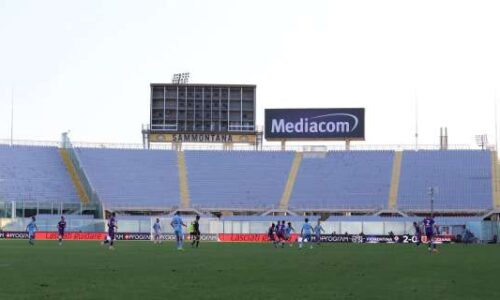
top-left (0, 241), bottom-right (499, 300)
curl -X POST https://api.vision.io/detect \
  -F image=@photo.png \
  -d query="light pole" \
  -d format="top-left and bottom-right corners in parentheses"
top-left (428, 187), bottom-right (435, 218)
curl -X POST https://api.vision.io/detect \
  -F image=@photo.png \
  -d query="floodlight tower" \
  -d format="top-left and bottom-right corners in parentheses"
top-left (475, 134), bottom-right (488, 150)
top-left (172, 72), bottom-right (190, 84)
top-left (428, 187), bottom-right (436, 218)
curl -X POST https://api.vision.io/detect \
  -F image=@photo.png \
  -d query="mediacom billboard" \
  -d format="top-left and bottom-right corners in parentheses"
top-left (265, 108), bottom-right (365, 140)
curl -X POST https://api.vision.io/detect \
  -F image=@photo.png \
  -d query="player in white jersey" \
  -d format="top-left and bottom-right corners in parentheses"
top-left (152, 218), bottom-right (162, 244)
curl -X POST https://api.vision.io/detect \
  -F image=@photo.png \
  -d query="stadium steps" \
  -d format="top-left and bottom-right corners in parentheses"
top-left (279, 152), bottom-right (303, 210)
top-left (491, 151), bottom-right (500, 209)
top-left (59, 149), bottom-right (90, 205)
top-left (388, 151), bottom-right (403, 209)
top-left (177, 151), bottom-right (191, 209)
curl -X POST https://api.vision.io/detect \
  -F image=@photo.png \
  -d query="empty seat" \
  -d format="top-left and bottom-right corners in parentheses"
top-left (290, 151), bottom-right (394, 209)
top-left (398, 150), bottom-right (492, 210)
top-left (0, 145), bottom-right (79, 203)
top-left (76, 148), bottom-right (180, 210)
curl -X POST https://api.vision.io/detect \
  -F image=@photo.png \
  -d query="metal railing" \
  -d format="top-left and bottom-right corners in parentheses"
top-left (0, 137), bottom-right (482, 152)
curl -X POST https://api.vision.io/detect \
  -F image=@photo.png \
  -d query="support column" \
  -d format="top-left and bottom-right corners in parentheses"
top-left (281, 140), bottom-right (286, 151)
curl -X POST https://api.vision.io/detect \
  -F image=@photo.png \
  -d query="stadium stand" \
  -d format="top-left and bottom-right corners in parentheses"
top-left (289, 151), bottom-right (395, 210)
top-left (2, 144), bottom-right (496, 214)
top-left (325, 215), bottom-right (484, 224)
top-left (75, 148), bottom-right (180, 210)
top-left (184, 150), bottom-right (294, 209)
top-left (397, 150), bottom-right (492, 211)
top-left (0, 145), bottom-right (79, 203)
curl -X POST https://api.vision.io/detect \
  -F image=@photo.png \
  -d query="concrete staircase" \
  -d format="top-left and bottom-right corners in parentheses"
top-left (388, 151), bottom-right (403, 209)
top-left (60, 149), bottom-right (90, 205)
top-left (279, 152), bottom-right (303, 210)
top-left (177, 151), bottom-right (191, 209)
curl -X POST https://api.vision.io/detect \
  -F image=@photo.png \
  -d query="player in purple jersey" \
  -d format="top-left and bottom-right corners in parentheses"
top-left (423, 216), bottom-right (438, 253)
top-left (268, 223), bottom-right (277, 247)
top-left (102, 213), bottom-right (118, 250)
top-left (413, 221), bottom-right (422, 246)
top-left (57, 216), bottom-right (66, 246)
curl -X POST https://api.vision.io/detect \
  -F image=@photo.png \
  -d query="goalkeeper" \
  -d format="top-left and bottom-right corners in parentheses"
top-left (190, 215), bottom-right (201, 248)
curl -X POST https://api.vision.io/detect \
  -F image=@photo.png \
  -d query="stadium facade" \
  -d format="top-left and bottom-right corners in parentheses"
top-left (1, 81), bottom-right (499, 241)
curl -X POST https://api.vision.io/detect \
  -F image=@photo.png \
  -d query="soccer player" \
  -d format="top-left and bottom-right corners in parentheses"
top-left (268, 223), bottom-right (277, 247)
top-left (275, 220), bottom-right (285, 247)
top-left (423, 215), bottom-right (438, 253)
top-left (57, 216), bottom-right (66, 246)
top-left (170, 211), bottom-right (187, 250)
top-left (278, 220), bottom-right (287, 247)
top-left (152, 218), bottom-right (162, 244)
top-left (26, 216), bottom-right (38, 246)
top-left (300, 218), bottom-right (313, 249)
top-left (191, 215), bottom-right (201, 248)
top-left (413, 221), bottom-right (422, 246)
top-left (284, 221), bottom-right (295, 247)
top-left (313, 220), bottom-right (325, 246)
top-left (102, 212), bottom-right (118, 250)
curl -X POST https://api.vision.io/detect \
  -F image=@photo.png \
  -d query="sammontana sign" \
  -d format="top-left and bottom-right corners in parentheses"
top-left (265, 108), bottom-right (365, 140)
top-left (149, 133), bottom-right (257, 144)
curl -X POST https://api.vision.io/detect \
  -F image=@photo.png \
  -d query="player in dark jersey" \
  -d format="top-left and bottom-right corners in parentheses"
top-left (423, 216), bottom-right (438, 253)
top-left (190, 215), bottom-right (201, 248)
top-left (102, 212), bottom-right (118, 250)
top-left (57, 216), bottom-right (66, 246)
top-left (268, 223), bottom-right (277, 247)
top-left (413, 221), bottom-right (422, 246)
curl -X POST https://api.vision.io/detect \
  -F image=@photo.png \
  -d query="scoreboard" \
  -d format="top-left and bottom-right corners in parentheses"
top-left (144, 83), bottom-right (257, 145)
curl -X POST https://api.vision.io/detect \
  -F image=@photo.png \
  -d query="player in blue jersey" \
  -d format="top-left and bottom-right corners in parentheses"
top-left (276, 220), bottom-right (286, 247)
top-left (102, 213), bottom-right (118, 250)
top-left (314, 220), bottom-right (325, 246)
top-left (26, 216), bottom-right (38, 246)
top-left (423, 216), bottom-right (438, 253)
top-left (413, 221), bottom-right (422, 246)
top-left (284, 222), bottom-right (295, 247)
top-left (300, 218), bottom-right (313, 249)
top-left (170, 211), bottom-right (187, 250)
top-left (152, 218), bottom-right (162, 244)
top-left (57, 216), bottom-right (66, 246)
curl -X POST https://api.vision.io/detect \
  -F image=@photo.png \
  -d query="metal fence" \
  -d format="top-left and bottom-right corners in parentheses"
top-left (0, 138), bottom-right (478, 152)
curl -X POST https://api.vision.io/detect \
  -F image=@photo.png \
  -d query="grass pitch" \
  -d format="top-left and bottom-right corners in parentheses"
top-left (0, 240), bottom-right (499, 300)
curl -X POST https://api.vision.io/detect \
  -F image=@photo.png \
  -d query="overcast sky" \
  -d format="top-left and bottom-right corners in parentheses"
top-left (1, 0), bottom-right (500, 147)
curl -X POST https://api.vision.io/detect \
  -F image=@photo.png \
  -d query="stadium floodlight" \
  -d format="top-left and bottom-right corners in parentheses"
top-left (428, 187), bottom-right (436, 217)
top-left (172, 72), bottom-right (190, 84)
top-left (475, 134), bottom-right (488, 150)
